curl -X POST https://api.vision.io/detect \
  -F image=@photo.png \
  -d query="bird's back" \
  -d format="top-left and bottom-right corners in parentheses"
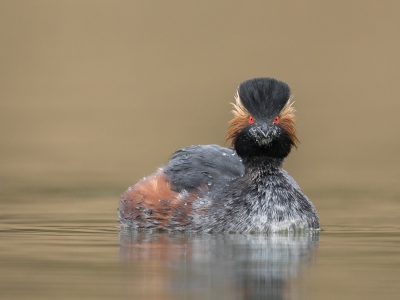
top-left (118, 145), bottom-right (244, 229)
top-left (165, 144), bottom-right (244, 192)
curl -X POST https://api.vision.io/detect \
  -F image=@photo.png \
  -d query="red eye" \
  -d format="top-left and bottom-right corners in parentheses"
top-left (273, 116), bottom-right (279, 124)
top-left (248, 116), bottom-right (255, 124)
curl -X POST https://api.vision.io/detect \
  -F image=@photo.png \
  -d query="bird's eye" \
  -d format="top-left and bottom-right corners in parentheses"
top-left (248, 116), bottom-right (255, 124)
top-left (273, 116), bottom-right (280, 124)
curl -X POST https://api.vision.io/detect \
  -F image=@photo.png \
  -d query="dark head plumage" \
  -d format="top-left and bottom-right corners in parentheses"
top-left (238, 77), bottom-right (291, 120)
top-left (227, 77), bottom-right (298, 159)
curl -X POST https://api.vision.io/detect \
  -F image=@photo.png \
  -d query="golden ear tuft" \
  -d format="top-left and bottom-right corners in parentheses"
top-left (226, 92), bottom-right (250, 145)
top-left (279, 95), bottom-right (300, 148)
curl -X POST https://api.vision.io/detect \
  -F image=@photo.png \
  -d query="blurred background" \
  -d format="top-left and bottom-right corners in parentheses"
top-left (1, 0), bottom-right (399, 208)
top-left (1, 1), bottom-right (400, 299)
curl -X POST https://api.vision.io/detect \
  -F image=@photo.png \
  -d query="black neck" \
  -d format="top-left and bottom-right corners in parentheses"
top-left (242, 156), bottom-right (283, 174)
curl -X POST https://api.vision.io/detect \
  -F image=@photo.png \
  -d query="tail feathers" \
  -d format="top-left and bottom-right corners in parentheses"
top-left (118, 171), bottom-right (195, 230)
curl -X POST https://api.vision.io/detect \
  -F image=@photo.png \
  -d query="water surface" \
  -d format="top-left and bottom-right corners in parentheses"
top-left (1, 188), bottom-right (399, 299)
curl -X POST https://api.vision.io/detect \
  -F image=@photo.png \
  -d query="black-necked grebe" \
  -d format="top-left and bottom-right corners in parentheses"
top-left (118, 77), bottom-right (319, 232)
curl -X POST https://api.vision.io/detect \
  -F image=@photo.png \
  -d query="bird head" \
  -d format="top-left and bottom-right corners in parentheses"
top-left (227, 77), bottom-right (299, 159)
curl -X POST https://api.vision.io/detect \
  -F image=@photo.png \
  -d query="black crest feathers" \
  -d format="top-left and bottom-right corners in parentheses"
top-left (238, 78), bottom-right (290, 119)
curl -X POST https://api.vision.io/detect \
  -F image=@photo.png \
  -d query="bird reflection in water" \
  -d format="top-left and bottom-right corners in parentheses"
top-left (119, 229), bottom-right (319, 299)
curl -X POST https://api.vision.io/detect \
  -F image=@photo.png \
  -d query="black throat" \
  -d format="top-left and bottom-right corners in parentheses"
top-left (241, 156), bottom-right (283, 176)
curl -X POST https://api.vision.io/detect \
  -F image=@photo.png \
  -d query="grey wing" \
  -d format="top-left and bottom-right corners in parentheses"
top-left (164, 144), bottom-right (245, 192)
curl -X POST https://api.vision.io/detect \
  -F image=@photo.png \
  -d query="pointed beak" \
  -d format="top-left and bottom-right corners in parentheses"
top-left (249, 124), bottom-right (274, 146)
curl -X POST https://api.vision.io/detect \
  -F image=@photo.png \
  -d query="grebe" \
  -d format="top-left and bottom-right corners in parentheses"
top-left (118, 77), bottom-right (319, 232)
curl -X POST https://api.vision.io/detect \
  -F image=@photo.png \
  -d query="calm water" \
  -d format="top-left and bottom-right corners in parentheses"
top-left (1, 187), bottom-right (399, 300)
top-left (1, 1), bottom-right (400, 299)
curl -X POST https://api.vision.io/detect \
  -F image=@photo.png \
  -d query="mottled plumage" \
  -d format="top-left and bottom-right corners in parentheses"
top-left (118, 77), bottom-right (319, 232)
